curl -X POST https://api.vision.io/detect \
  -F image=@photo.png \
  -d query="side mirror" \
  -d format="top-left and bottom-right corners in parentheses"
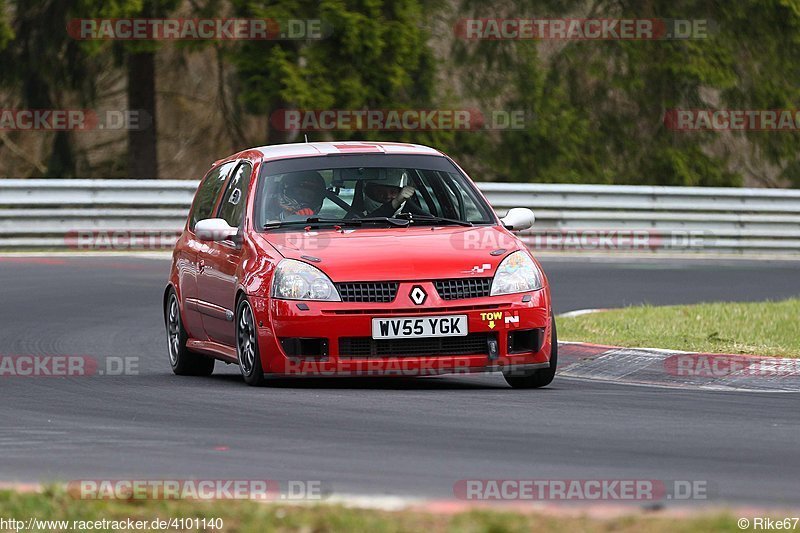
top-left (195, 218), bottom-right (238, 241)
top-left (500, 208), bottom-right (535, 231)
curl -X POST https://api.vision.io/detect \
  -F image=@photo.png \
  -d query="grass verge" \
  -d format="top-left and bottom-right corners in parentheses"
top-left (559, 299), bottom-right (800, 358)
top-left (0, 488), bottom-right (759, 532)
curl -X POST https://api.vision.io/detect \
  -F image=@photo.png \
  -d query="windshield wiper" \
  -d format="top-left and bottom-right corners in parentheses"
top-left (264, 216), bottom-right (409, 230)
top-left (263, 217), bottom-right (362, 230)
top-left (356, 216), bottom-right (410, 227)
top-left (394, 213), bottom-right (473, 227)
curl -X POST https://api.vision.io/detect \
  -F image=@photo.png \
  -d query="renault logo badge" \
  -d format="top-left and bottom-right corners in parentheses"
top-left (410, 285), bottom-right (427, 305)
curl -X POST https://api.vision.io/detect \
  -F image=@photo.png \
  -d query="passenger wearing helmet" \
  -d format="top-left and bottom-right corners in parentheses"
top-left (362, 181), bottom-right (416, 217)
top-left (277, 171), bottom-right (326, 219)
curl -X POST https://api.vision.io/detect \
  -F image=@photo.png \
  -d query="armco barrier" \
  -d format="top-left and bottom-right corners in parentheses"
top-left (0, 179), bottom-right (799, 254)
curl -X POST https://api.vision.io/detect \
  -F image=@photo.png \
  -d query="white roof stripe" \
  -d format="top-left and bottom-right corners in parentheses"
top-left (254, 141), bottom-right (443, 160)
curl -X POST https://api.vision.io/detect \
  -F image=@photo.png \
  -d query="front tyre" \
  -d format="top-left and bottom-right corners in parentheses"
top-left (236, 297), bottom-right (266, 386)
top-left (165, 290), bottom-right (215, 376)
top-left (503, 318), bottom-right (558, 389)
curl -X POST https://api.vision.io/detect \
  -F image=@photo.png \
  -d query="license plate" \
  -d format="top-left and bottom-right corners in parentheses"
top-left (371, 315), bottom-right (468, 340)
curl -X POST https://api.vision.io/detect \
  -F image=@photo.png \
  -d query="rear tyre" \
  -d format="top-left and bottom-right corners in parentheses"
top-left (503, 318), bottom-right (558, 389)
top-left (165, 290), bottom-right (215, 376)
top-left (236, 297), bottom-right (266, 386)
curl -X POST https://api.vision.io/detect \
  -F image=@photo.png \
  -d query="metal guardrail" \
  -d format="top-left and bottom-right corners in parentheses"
top-left (1, 179), bottom-right (799, 254)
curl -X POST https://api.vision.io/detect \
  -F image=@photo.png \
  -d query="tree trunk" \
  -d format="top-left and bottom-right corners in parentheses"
top-left (127, 51), bottom-right (158, 179)
top-left (46, 131), bottom-right (76, 178)
top-left (24, 67), bottom-right (75, 177)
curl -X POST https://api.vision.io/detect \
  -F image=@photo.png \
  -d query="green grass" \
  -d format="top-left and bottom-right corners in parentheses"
top-left (0, 488), bottom-right (763, 532)
top-left (559, 299), bottom-right (800, 358)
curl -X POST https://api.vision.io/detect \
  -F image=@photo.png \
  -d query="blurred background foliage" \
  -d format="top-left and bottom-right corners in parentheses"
top-left (0, 0), bottom-right (798, 187)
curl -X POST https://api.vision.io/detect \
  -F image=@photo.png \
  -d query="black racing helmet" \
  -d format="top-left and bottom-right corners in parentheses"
top-left (280, 171), bottom-right (326, 213)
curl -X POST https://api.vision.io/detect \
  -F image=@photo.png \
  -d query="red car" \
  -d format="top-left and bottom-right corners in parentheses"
top-left (164, 141), bottom-right (556, 388)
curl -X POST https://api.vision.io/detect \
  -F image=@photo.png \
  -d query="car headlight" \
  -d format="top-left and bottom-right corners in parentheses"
top-left (271, 259), bottom-right (341, 301)
top-left (490, 251), bottom-right (544, 296)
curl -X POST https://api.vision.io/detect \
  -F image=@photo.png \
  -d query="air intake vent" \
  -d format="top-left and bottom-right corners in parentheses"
top-left (336, 282), bottom-right (399, 303)
top-left (339, 333), bottom-right (494, 358)
top-left (434, 278), bottom-right (492, 300)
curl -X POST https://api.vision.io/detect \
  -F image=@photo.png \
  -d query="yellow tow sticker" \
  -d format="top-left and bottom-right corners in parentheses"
top-left (480, 311), bottom-right (503, 329)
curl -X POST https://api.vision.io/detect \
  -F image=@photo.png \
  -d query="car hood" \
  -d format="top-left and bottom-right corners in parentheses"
top-left (257, 225), bottom-right (522, 281)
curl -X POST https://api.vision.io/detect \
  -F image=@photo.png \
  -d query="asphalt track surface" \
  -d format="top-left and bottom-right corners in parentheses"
top-left (0, 255), bottom-right (798, 507)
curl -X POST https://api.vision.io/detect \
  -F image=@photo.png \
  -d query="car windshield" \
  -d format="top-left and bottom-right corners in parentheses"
top-left (254, 155), bottom-right (495, 229)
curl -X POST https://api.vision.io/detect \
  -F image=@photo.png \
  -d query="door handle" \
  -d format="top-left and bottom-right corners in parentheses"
top-left (198, 259), bottom-right (205, 273)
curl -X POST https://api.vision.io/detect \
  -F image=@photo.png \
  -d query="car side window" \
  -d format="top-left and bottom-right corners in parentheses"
top-left (217, 162), bottom-right (253, 228)
top-left (189, 162), bottom-right (235, 230)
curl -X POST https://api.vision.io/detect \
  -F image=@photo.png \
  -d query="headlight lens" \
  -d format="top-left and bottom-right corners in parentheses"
top-left (490, 251), bottom-right (544, 296)
top-left (271, 259), bottom-right (341, 301)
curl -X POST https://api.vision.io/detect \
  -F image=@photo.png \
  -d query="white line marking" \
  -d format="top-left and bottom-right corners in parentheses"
top-left (557, 308), bottom-right (609, 318)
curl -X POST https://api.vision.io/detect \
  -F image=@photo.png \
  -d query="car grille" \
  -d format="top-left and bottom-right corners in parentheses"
top-left (336, 282), bottom-right (399, 303)
top-left (434, 278), bottom-right (492, 300)
top-left (339, 333), bottom-right (494, 358)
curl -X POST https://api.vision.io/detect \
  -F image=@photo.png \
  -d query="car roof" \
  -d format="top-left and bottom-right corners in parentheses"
top-left (253, 141), bottom-right (444, 160)
top-left (211, 141), bottom-right (448, 170)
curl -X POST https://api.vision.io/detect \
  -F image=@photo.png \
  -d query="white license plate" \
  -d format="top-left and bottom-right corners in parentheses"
top-left (371, 315), bottom-right (468, 340)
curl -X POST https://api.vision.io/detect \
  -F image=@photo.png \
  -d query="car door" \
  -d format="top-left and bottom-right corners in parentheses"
top-left (196, 160), bottom-right (254, 346)
top-left (180, 161), bottom-right (236, 340)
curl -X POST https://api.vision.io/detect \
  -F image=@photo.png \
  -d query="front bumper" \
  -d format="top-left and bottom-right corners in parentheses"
top-left (251, 284), bottom-right (552, 377)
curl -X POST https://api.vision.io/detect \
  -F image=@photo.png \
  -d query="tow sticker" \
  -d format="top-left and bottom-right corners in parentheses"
top-left (480, 311), bottom-right (521, 330)
top-left (480, 311), bottom-right (502, 329)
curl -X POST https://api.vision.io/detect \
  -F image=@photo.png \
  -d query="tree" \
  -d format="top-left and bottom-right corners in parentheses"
top-left (0, 0), bottom-right (141, 177)
top-left (445, 0), bottom-right (800, 186)
top-left (116, 0), bottom-right (181, 179)
top-left (0, 0), bottom-right (101, 176)
top-left (229, 0), bottom-right (440, 146)
top-left (4, 0), bottom-right (800, 186)
top-left (0, 0), bottom-right (11, 49)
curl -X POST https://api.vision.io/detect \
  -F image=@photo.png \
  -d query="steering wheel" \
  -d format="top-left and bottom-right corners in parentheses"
top-left (399, 194), bottom-right (428, 216)
top-left (397, 174), bottom-right (430, 216)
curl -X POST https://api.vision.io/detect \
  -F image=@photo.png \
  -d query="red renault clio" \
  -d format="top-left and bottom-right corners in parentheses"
top-left (164, 141), bottom-right (556, 387)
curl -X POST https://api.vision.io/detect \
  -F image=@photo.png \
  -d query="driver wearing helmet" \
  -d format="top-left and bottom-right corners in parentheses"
top-left (277, 171), bottom-right (326, 219)
top-left (362, 181), bottom-right (416, 217)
